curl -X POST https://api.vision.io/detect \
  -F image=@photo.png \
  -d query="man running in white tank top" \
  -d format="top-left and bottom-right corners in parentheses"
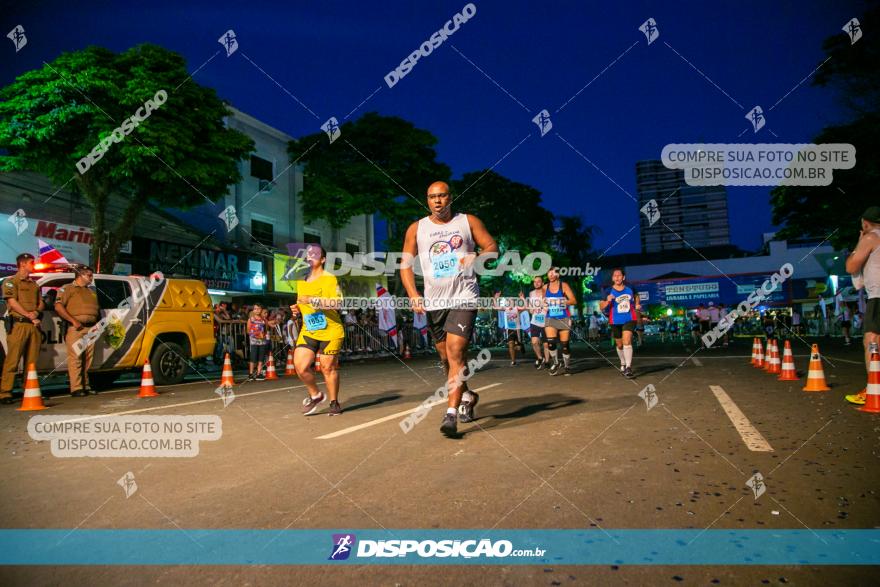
top-left (844, 206), bottom-right (880, 405)
top-left (402, 181), bottom-right (498, 437)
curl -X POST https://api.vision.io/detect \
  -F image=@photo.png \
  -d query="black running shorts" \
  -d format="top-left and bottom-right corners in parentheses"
top-left (610, 321), bottom-right (636, 339)
top-left (865, 298), bottom-right (879, 334)
top-left (427, 309), bottom-right (477, 342)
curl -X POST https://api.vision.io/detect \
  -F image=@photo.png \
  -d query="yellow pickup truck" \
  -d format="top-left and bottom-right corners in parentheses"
top-left (0, 266), bottom-right (215, 389)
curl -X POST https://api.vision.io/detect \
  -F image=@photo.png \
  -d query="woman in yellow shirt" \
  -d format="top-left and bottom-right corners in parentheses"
top-left (292, 244), bottom-right (345, 416)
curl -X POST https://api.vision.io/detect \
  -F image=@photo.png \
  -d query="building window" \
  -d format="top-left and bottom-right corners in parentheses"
top-left (345, 241), bottom-right (361, 255)
top-left (303, 229), bottom-right (321, 245)
top-left (251, 219), bottom-right (274, 247)
top-left (250, 156), bottom-right (273, 181)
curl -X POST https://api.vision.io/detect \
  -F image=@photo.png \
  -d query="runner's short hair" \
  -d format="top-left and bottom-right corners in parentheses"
top-left (611, 267), bottom-right (625, 276)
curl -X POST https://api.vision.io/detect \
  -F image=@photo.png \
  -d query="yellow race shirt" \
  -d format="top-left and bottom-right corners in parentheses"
top-left (295, 272), bottom-right (345, 341)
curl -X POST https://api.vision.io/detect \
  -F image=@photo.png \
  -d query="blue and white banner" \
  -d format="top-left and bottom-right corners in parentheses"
top-left (0, 529), bottom-right (877, 565)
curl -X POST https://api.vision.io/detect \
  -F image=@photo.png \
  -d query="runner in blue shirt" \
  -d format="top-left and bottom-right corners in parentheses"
top-left (599, 268), bottom-right (640, 378)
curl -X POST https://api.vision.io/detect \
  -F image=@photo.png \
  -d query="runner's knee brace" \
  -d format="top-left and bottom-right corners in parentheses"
top-left (561, 340), bottom-right (570, 354)
top-left (547, 338), bottom-right (558, 351)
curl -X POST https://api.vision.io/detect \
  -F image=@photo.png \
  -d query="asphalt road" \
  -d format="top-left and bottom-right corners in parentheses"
top-left (0, 337), bottom-right (877, 585)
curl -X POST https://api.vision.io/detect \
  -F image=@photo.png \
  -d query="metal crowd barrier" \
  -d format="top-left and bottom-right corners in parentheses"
top-left (213, 320), bottom-right (434, 364)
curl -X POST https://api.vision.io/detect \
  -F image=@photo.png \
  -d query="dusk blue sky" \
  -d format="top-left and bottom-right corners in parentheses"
top-left (2, 0), bottom-right (864, 254)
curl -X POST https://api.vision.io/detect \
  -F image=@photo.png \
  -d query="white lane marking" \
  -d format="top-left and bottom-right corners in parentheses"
top-left (709, 385), bottom-right (773, 452)
top-left (691, 357), bottom-right (703, 367)
top-left (98, 379), bottom-right (209, 395)
top-left (822, 355), bottom-right (865, 365)
top-left (51, 384), bottom-right (308, 424)
top-left (315, 383), bottom-right (502, 440)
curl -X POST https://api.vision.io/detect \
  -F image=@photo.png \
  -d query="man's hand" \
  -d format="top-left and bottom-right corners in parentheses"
top-left (410, 295), bottom-right (425, 314)
top-left (72, 320), bottom-right (83, 331)
top-left (606, 294), bottom-right (614, 302)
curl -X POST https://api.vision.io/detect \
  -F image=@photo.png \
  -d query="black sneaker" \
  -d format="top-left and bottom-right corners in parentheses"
top-left (535, 359), bottom-right (543, 370)
top-left (549, 361), bottom-right (561, 376)
top-left (247, 373), bottom-right (255, 382)
top-left (624, 366), bottom-right (634, 379)
top-left (510, 361), bottom-right (517, 367)
top-left (0, 396), bottom-right (14, 405)
top-left (255, 372), bottom-right (266, 381)
top-left (459, 391), bottom-right (480, 423)
top-left (71, 390), bottom-right (88, 398)
top-left (564, 366), bottom-right (572, 376)
top-left (440, 413), bottom-right (458, 437)
top-left (328, 400), bottom-right (342, 416)
top-left (302, 392), bottom-right (325, 415)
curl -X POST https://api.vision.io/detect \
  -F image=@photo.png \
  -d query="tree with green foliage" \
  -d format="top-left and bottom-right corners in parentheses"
top-left (288, 112), bottom-right (451, 251)
top-left (553, 214), bottom-right (598, 315)
top-left (451, 170), bottom-right (556, 294)
top-left (770, 7), bottom-right (879, 250)
top-left (0, 44), bottom-right (254, 271)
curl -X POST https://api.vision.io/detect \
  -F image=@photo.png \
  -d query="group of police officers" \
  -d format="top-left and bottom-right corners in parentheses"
top-left (1, 253), bottom-right (100, 404)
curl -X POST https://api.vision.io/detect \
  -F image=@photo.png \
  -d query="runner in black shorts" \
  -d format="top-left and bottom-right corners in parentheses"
top-left (402, 181), bottom-right (498, 437)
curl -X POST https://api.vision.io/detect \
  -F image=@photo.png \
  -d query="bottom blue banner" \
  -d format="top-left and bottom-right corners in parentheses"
top-left (0, 529), bottom-right (877, 565)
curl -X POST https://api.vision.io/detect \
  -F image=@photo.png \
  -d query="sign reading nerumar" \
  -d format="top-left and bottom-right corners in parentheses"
top-left (146, 240), bottom-right (239, 282)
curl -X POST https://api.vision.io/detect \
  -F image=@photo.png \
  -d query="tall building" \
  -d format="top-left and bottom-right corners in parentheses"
top-left (636, 160), bottom-right (730, 253)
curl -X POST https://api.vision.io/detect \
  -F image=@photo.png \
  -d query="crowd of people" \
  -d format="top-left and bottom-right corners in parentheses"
top-left (200, 196), bottom-right (878, 434)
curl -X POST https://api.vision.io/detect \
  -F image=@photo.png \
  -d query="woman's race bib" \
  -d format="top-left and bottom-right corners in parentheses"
top-left (548, 299), bottom-right (566, 319)
top-left (615, 295), bottom-right (631, 314)
top-left (305, 311), bottom-right (327, 332)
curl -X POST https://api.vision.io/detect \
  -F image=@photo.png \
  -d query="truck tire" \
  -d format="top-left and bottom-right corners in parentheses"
top-left (89, 372), bottom-right (119, 391)
top-left (150, 341), bottom-right (189, 385)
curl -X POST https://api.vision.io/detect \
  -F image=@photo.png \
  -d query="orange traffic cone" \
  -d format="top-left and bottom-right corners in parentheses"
top-left (750, 338), bottom-right (760, 366)
top-left (404, 347), bottom-right (412, 360)
top-left (753, 339), bottom-right (765, 369)
top-left (802, 344), bottom-right (830, 392)
top-left (17, 363), bottom-right (46, 411)
top-left (314, 353), bottom-right (322, 373)
top-left (858, 346), bottom-right (880, 413)
top-left (777, 340), bottom-right (799, 381)
top-left (220, 352), bottom-right (236, 388)
top-left (285, 350), bottom-right (296, 375)
top-left (265, 353), bottom-right (279, 380)
top-left (769, 340), bottom-right (782, 375)
top-left (138, 360), bottom-right (160, 397)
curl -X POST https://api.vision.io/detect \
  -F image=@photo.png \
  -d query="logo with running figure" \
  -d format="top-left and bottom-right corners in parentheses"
top-left (746, 106), bottom-right (765, 133)
top-left (7, 25), bottom-right (26, 52)
top-left (329, 533), bottom-right (356, 560)
top-left (842, 18), bottom-right (862, 45)
top-left (321, 117), bottom-right (341, 143)
top-left (532, 109), bottom-right (552, 137)
top-left (640, 198), bottom-right (660, 226)
top-left (218, 29), bottom-right (238, 56)
top-left (639, 18), bottom-right (659, 44)
top-left (745, 472), bottom-right (766, 500)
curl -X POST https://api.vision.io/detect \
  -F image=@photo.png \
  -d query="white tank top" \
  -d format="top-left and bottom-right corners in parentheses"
top-left (416, 213), bottom-right (479, 308)
top-left (864, 228), bottom-right (880, 299)
top-left (529, 288), bottom-right (545, 326)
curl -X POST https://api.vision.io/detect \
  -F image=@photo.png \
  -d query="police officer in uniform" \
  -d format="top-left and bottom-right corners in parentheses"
top-left (54, 266), bottom-right (100, 397)
top-left (1, 253), bottom-right (44, 404)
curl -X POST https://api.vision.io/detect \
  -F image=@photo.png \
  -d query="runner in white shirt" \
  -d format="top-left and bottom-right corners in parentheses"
top-left (401, 181), bottom-right (498, 437)
top-left (844, 205), bottom-right (880, 405)
top-left (521, 276), bottom-right (550, 369)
